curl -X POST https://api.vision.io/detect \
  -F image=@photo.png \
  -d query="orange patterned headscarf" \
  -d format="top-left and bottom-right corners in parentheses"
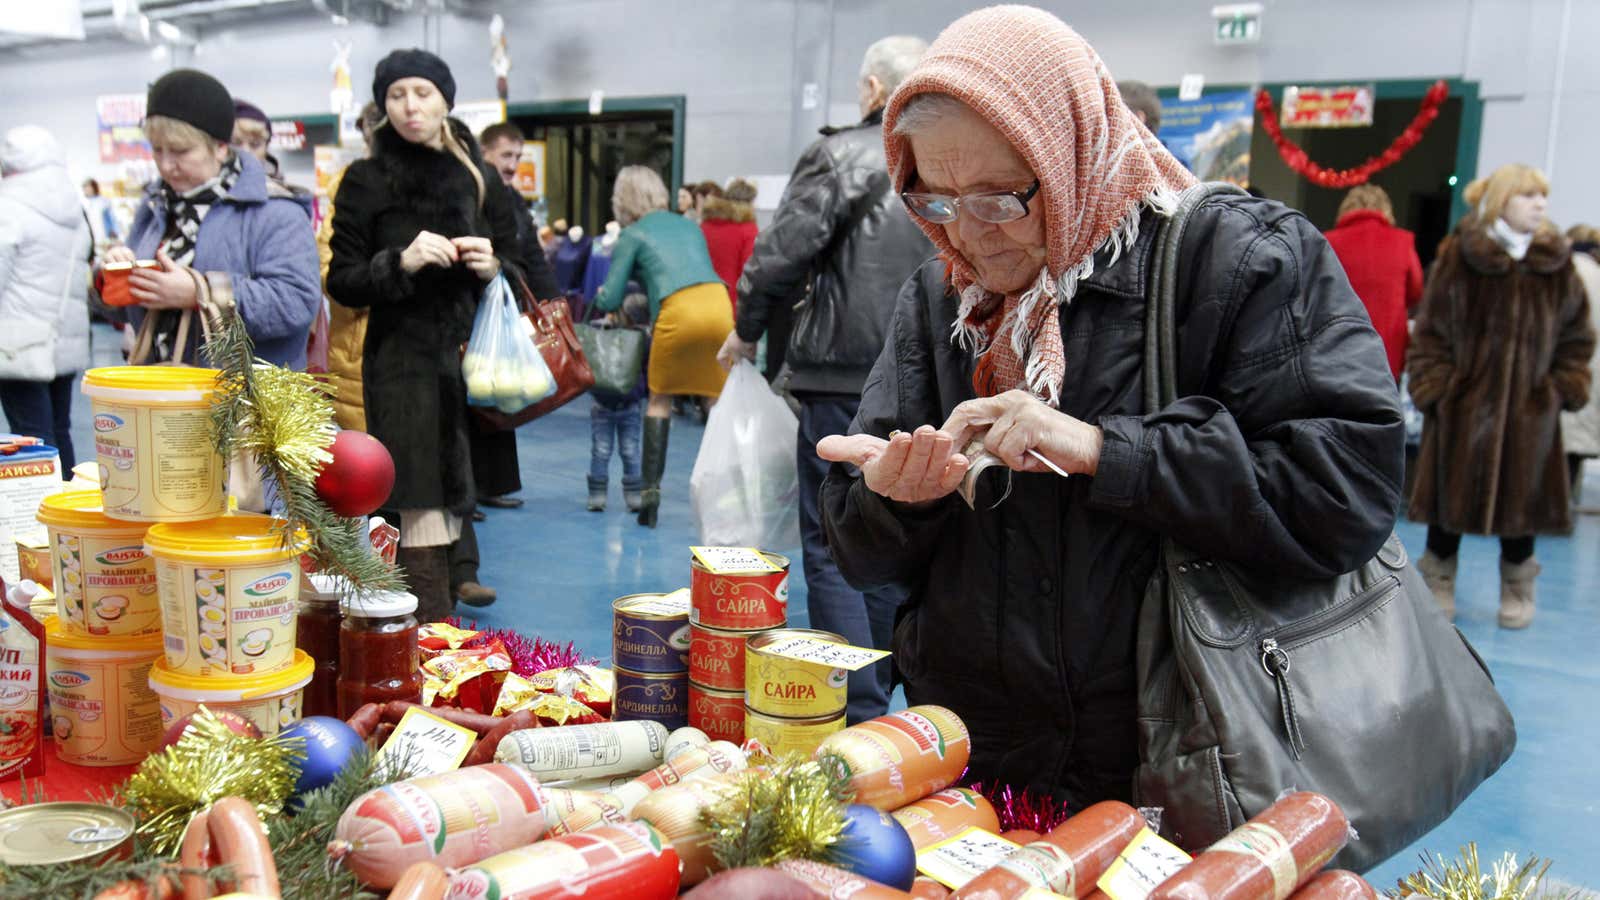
top-left (883, 5), bottom-right (1197, 406)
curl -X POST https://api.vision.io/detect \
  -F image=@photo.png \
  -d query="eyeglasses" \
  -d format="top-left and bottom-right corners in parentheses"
top-left (900, 167), bottom-right (1040, 225)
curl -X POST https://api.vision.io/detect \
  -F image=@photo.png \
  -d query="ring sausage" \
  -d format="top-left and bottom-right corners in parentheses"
top-left (179, 810), bottom-right (213, 900)
top-left (388, 861), bottom-right (450, 900)
top-left (1287, 870), bottom-right (1378, 900)
top-left (345, 703), bottom-right (383, 739)
top-left (1148, 792), bottom-right (1349, 900)
top-left (206, 797), bottom-right (280, 898)
top-left (463, 709), bottom-right (538, 767)
top-left (950, 801), bottom-right (1144, 899)
top-left (382, 700), bottom-right (501, 734)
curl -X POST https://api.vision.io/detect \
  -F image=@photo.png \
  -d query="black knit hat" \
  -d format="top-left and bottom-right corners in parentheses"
top-left (146, 69), bottom-right (235, 143)
top-left (373, 48), bottom-right (456, 108)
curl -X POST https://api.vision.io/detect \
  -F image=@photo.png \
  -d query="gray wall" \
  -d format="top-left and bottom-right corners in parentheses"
top-left (4, 0), bottom-right (1596, 225)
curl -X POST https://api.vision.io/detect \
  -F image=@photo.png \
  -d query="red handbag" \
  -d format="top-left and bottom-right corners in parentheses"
top-left (471, 275), bottom-right (594, 431)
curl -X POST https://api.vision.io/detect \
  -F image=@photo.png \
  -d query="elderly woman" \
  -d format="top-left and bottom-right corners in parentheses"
top-left (593, 166), bottom-right (733, 527)
top-left (818, 6), bottom-right (1403, 807)
top-left (1409, 164), bottom-right (1593, 628)
top-left (103, 69), bottom-right (319, 368)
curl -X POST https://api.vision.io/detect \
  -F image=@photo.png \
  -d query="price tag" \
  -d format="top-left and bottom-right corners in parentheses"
top-left (759, 634), bottom-right (890, 671)
top-left (690, 546), bottom-right (780, 574)
top-left (375, 706), bottom-right (478, 776)
top-left (917, 826), bottom-right (1022, 889)
top-left (625, 588), bottom-right (690, 617)
top-left (1098, 827), bottom-right (1193, 900)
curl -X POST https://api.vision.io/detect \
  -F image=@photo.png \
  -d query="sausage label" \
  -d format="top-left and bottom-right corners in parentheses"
top-left (1097, 826), bottom-right (1193, 900)
top-left (1209, 821), bottom-right (1298, 900)
top-left (998, 842), bottom-right (1078, 895)
top-left (916, 826), bottom-right (1022, 890)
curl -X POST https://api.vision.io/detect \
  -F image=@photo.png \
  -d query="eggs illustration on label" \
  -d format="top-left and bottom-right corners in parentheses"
top-left (240, 629), bottom-right (272, 657)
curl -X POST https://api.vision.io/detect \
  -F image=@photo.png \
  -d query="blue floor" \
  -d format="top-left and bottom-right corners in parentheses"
top-left (30, 324), bottom-right (1600, 885)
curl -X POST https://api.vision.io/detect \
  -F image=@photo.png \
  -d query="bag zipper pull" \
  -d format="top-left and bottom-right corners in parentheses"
top-left (1260, 638), bottom-right (1307, 759)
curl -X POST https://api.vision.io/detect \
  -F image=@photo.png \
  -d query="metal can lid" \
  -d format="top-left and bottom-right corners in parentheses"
top-left (0, 802), bottom-right (135, 866)
top-left (746, 628), bottom-right (845, 653)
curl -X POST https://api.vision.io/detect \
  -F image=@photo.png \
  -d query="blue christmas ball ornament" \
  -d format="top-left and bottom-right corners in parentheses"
top-left (828, 803), bottom-right (918, 890)
top-left (281, 716), bottom-right (363, 798)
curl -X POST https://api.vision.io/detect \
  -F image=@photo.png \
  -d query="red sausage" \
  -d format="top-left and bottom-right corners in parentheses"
top-left (774, 859), bottom-right (915, 899)
top-left (951, 801), bottom-right (1144, 899)
top-left (999, 830), bottom-right (1042, 845)
top-left (1288, 870), bottom-right (1378, 900)
top-left (1148, 792), bottom-right (1349, 900)
top-left (910, 876), bottom-right (952, 899)
top-left (383, 700), bottom-right (501, 734)
top-left (345, 703), bottom-right (383, 739)
top-left (463, 710), bottom-right (537, 767)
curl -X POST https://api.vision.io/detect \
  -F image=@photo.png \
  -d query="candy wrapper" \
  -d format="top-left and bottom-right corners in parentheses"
top-left (369, 515), bottom-right (400, 565)
top-left (420, 622), bottom-right (482, 656)
top-left (529, 664), bottom-right (614, 719)
top-left (493, 672), bottom-right (606, 725)
top-left (423, 641), bottom-right (512, 712)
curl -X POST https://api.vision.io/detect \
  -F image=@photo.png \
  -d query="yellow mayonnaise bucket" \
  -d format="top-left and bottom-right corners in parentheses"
top-left (44, 617), bottom-right (164, 766)
top-left (148, 649), bottom-right (313, 737)
top-left (35, 490), bottom-right (160, 637)
top-left (145, 513), bottom-right (309, 677)
top-left (80, 366), bottom-right (226, 523)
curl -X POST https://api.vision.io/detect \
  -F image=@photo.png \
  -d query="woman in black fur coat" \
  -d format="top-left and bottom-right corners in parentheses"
top-left (327, 49), bottom-right (523, 621)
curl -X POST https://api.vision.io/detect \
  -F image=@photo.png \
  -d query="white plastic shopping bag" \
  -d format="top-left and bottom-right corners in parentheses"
top-left (690, 361), bottom-right (801, 549)
top-left (462, 274), bottom-right (556, 413)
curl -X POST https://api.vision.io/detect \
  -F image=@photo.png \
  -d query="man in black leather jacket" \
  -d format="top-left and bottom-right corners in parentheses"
top-left (718, 35), bottom-right (934, 722)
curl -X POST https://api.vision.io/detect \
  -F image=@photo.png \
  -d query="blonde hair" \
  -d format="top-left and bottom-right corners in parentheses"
top-left (143, 115), bottom-right (219, 150)
top-left (232, 118), bottom-right (270, 142)
top-left (611, 166), bottom-right (669, 226)
top-left (1567, 224), bottom-right (1600, 246)
top-left (1463, 163), bottom-right (1550, 227)
top-left (1337, 184), bottom-right (1394, 224)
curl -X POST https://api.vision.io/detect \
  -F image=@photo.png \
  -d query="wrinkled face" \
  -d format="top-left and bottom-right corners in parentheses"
top-left (1502, 190), bottom-right (1548, 234)
top-left (385, 77), bottom-right (449, 147)
top-left (906, 110), bottom-right (1047, 295)
top-left (151, 135), bottom-right (228, 194)
top-left (485, 137), bottom-right (521, 186)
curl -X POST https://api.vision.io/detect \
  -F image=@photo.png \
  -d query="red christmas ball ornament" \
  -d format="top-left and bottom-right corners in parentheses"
top-left (315, 430), bottom-right (395, 517)
top-left (161, 710), bottom-right (262, 749)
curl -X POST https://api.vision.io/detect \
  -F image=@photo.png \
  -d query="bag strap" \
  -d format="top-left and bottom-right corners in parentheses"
top-left (1142, 183), bottom-right (1248, 415)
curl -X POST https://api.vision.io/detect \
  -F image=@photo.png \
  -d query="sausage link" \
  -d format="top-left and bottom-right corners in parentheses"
top-left (206, 797), bottom-right (281, 898)
top-left (1148, 792), bottom-right (1349, 900)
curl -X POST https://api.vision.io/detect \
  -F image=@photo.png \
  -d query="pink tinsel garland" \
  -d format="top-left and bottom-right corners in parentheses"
top-left (447, 616), bottom-right (596, 676)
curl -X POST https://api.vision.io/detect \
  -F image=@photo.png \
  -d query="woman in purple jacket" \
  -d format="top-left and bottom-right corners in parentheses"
top-left (102, 69), bottom-right (319, 369)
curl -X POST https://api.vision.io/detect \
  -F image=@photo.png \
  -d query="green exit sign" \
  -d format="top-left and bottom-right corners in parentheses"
top-left (1213, 3), bottom-right (1263, 44)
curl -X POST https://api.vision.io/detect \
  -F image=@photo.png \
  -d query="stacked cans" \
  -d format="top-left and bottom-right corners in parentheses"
top-left (611, 593), bottom-right (692, 730)
top-left (744, 628), bottom-right (848, 755)
top-left (686, 551), bottom-right (791, 745)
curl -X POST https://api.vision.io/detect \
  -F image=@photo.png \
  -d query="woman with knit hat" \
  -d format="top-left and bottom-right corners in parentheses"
top-left (818, 6), bottom-right (1402, 806)
top-left (326, 48), bottom-right (528, 621)
top-left (102, 68), bottom-right (320, 369)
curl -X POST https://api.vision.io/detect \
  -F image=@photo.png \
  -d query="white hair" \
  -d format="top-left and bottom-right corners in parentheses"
top-left (891, 92), bottom-right (978, 137)
top-left (859, 35), bottom-right (928, 94)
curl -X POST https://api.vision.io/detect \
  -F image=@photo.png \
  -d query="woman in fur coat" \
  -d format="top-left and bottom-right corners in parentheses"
top-left (1409, 163), bottom-right (1595, 628)
top-left (326, 49), bottom-right (523, 621)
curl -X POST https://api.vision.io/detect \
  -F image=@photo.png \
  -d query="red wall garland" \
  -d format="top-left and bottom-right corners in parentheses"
top-left (1255, 80), bottom-right (1450, 189)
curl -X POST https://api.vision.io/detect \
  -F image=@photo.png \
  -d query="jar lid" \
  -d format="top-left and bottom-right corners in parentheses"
top-left (147, 648), bottom-right (314, 698)
top-left (80, 365), bottom-right (220, 402)
top-left (145, 513), bottom-right (310, 561)
top-left (343, 589), bottom-right (418, 618)
top-left (36, 489), bottom-right (140, 531)
top-left (303, 573), bottom-right (351, 604)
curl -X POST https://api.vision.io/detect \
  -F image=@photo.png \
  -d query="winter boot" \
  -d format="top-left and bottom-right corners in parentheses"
top-left (1498, 557), bottom-right (1541, 629)
top-left (397, 545), bottom-right (453, 623)
top-left (637, 416), bottom-right (671, 528)
top-left (1417, 550), bottom-right (1458, 620)
top-left (587, 477), bottom-right (607, 512)
top-left (623, 476), bottom-right (643, 513)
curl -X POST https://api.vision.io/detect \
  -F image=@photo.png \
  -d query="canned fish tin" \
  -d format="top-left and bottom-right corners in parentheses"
top-left (612, 594), bottom-right (691, 674)
top-left (744, 706), bottom-right (845, 759)
top-left (612, 666), bottom-right (687, 731)
top-left (690, 551), bottom-right (789, 630)
top-left (689, 623), bottom-right (761, 691)
top-left (0, 802), bottom-right (135, 866)
top-left (687, 682), bottom-right (744, 744)
top-left (746, 628), bottom-right (848, 719)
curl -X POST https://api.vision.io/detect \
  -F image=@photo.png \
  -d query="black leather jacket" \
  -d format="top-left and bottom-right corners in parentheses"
top-left (735, 109), bottom-right (933, 395)
top-left (820, 195), bottom-right (1405, 805)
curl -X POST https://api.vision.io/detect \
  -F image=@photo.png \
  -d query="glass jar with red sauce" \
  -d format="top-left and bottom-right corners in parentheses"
top-left (298, 574), bottom-right (346, 718)
top-left (337, 589), bottom-right (421, 718)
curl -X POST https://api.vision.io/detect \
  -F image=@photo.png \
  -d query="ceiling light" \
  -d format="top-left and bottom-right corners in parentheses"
top-left (155, 20), bottom-right (181, 41)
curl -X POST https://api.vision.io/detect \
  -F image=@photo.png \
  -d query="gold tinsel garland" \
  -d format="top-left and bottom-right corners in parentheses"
top-left (701, 753), bottom-right (852, 870)
top-left (120, 707), bottom-right (303, 856)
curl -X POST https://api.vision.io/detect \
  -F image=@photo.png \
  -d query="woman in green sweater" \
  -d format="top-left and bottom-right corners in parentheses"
top-left (594, 165), bottom-right (734, 526)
